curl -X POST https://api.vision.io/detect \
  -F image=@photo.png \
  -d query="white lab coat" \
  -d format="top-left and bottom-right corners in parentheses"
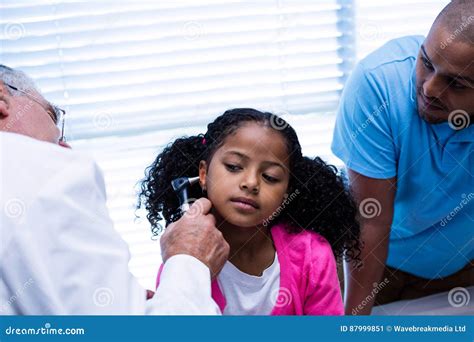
top-left (0, 132), bottom-right (219, 315)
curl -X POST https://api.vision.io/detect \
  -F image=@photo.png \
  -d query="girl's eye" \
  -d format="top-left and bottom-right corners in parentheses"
top-left (263, 174), bottom-right (279, 183)
top-left (421, 56), bottom-right (434, 71)
top-left (225, 164), bottom-right (241, 172)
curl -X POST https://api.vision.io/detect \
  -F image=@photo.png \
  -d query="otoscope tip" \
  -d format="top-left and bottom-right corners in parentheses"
top-left (188, 176), bottom-right (200, 185)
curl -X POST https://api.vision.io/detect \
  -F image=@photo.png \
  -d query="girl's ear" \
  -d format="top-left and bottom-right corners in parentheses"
top-left (199, 160), bottom-right (207, 191)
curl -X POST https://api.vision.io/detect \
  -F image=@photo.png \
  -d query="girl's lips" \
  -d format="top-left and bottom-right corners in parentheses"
top-left (231, 201), bottom-right (259, 212)
top-left (230, 197), bottom-right (259, 210)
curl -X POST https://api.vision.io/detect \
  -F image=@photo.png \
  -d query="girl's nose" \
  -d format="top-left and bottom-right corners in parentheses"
top-left (240, 173), bottom-right (259, 194)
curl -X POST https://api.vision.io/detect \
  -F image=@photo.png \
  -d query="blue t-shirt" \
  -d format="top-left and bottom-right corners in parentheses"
top-left (332, 36), bottom-right (474, 279)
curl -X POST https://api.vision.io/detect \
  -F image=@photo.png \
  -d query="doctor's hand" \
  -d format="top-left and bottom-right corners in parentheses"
top-left (160, 198), bottom-right (230, 278)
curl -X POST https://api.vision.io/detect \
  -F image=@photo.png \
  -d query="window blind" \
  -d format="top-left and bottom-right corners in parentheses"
top-left (0, 0), bottom-right (448, 289)
top-left (355, 0), bottom-right (449, 59)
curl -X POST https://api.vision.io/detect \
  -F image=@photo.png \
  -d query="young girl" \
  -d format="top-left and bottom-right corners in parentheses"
top-left (139, 108), bottom-right (361, 315)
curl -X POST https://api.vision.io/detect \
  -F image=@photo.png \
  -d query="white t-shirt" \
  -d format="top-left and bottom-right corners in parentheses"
top-left (218, 252), bottom-right (280, 315)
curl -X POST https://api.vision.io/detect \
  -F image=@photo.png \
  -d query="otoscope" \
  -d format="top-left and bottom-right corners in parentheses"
top-left (171, 176), bottom-right (200, 213)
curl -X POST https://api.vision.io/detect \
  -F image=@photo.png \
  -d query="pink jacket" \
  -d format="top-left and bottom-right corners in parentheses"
top-left (156, 223), bottom-right (344, 315)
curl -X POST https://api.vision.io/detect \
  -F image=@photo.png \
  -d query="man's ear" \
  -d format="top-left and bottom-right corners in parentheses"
top-left (0, 81), bottom-right (7, 94)
top-left (199, 160), bottom-right (207, 191)
top-left (0, 81), bottom-right (11, 119)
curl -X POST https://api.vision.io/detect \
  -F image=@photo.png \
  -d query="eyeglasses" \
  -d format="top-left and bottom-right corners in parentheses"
top-left (4, 83), bottom-right (67, 142)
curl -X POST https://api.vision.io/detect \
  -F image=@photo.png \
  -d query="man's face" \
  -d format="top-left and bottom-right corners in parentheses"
top-left (415, 23), bottom-right (474, 124)
top-left (0, 82), bottom-right (61, 143)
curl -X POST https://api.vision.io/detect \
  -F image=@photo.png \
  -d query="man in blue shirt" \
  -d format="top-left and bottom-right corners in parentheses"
top-left (332, 0), bottom-right (473, 314)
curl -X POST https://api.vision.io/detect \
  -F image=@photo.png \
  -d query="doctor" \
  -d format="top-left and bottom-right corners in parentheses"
top-left (0, 65), bottom-right (229, 315)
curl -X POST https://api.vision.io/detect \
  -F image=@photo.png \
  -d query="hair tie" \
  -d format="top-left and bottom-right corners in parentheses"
top-left (202, 138), bottom-right (207, 145)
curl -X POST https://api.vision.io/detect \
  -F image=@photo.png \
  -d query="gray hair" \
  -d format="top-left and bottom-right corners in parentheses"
top-left (0, 64), bottom-right (39, 96)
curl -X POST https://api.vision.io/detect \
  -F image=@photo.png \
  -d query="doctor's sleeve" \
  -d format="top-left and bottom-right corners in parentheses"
top-left (36, 157), bottom-right (218, 315)
top-left (147, 255), bottom-right (221, 315)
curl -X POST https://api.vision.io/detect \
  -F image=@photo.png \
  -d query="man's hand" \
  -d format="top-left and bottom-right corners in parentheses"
top-left (160, 198), bottom-right (229, 278)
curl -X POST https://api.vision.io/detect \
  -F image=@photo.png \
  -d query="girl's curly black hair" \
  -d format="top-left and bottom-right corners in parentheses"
top-left (138, 108), bottom-right (361, 263)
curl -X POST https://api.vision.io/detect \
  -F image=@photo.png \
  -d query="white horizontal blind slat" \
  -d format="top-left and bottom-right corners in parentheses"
top-left (2, 0), bottom-right (352, 143)
top-left (355, 0), bottom-right (450, 59)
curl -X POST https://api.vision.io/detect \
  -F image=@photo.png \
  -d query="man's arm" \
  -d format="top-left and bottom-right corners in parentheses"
top-left (330, 47), bottom-right (399, 315)
top-left (344, 169), bottom-right (396, 315)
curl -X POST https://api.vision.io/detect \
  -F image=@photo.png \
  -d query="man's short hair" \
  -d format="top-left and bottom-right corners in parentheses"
top-left (434, 0), bottom-right (474, 45)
